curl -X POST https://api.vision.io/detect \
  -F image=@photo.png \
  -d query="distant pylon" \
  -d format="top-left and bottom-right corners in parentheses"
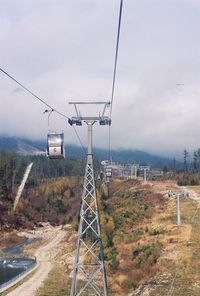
top-left (140, 166), bottom-right (150, 185)
top-left (69, 102), bottom-right (109, 296)
top-left (176, 194), bottom-right (181, 226)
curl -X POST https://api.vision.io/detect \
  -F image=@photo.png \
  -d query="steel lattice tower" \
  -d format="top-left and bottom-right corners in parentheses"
top-left (69, 102), bottom-right (110, 296)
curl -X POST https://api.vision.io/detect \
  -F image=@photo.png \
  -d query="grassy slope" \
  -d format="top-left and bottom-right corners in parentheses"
top-left (131, 183), bottom-right (200, 296)
top-left (10, 179), bottom-right (200, 296)
top-left (168, 193), bottom-right (200, 295)
top-left (35, 265), bottom-right (71, 296)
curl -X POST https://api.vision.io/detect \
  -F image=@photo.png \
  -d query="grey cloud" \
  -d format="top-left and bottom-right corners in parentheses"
top-left (0, 0), bottom-right (200, 157)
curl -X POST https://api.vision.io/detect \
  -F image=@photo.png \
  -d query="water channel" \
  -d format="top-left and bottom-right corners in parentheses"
top-left (0, 238), bottom-right (37, 289)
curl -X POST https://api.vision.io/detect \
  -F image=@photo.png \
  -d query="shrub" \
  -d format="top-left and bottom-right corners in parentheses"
top-left (121, 279), bottom-right (136, 290)
top-left (106, 247), bottom-right (119, 273)
top-left (133, 242), bottom-right (162, 269)
top-left (177, 177), bottom-right (200, 186)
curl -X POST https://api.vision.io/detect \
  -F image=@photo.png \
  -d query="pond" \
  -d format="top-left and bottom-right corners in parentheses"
top-left (0, 258), bottom-right (36, 286)
top-left (2, 238), bottom-right (37, 255)
top-left (0, 238), bottom-right (37, 289)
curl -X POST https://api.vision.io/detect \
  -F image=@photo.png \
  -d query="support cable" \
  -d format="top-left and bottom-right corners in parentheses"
top-left (0, 68), bottom-right (68, 119)
top-left (110, 0), bottom-right (124, 117)
top-left (72, 125), bottom-right (87, 154)
top-left (0, 67), bottom-right (86, 154)
top-left (108, 0), bottom-right (124, 161)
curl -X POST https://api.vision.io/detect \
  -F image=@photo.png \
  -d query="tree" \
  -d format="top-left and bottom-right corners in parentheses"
top-left (163, 165), bottom-right (168, 173)
top-left (183, 149), bottom-right (189, 173)
top-left (172, 158), bottom-right (177, 173)
top-left (197, 148), bottom-right (200, 172)
top-left (193, 151), bottom-right (198, 173)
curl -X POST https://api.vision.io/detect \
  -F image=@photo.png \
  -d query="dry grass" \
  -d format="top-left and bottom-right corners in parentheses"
top-left (140, 183), bottom-right (200, 296)
top-left (4, 181), bottom-right (200, 296)
top-left (106, 180), bottom-right (200, 295)
top-left (23, 239), bottom-right (43, 256)
top-left (35, 264), bottom-right (71, 296)
top-left (151, 180), bottom-right (179, 192)
top-left (0, 232), bottom-right (26, 249)
top-left (169, 186), bottom-right (200, 296)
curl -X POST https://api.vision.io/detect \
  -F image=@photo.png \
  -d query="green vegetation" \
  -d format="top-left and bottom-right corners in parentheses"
top-left (97, 179), bottom-right (165, 294)
top-left (177, 177), bottom-right (200, 186)
top-left (133, 242), bottom-right (162, 269)
top-left (0, 152), bottom-right (84, 230)
top-left (2, 151), bottom-right (200, 295)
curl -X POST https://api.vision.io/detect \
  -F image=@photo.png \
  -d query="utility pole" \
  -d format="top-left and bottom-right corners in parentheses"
top-left (130, 165), bottom-right (133, 179)
top-left (130, 165), bottom-right (137, 179)
top-left (140, 166), bottom-right (150, 185)
top-left (144, 168), bottom-right (147, 184)
top-left (134, 164), bottom-right (139, 179)
top-left (134, 165), bottom-right (137, 179)
top-left (176, 194), bottom-right (181, 226)
top-left (69, 101), bottom-right (110, 296)
top-left (168, 190), bottom-right (186, 226)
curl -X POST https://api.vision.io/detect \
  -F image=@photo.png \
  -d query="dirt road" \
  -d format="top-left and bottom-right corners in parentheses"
top-left (6, 226), bottom-right (66, 296)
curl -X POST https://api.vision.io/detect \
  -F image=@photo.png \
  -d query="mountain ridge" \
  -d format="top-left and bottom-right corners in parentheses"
top-left (0, 136), bottom-right (172, 165)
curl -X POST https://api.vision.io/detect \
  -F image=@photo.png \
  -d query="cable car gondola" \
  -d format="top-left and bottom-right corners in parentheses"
top-left (105, 166), bottom-right (112, 178)
top-left (47, 132), bottom-right (65, 159)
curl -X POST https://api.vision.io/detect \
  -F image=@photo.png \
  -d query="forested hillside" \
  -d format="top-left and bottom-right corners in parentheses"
top-left (1, 150), bottom-right (200, 295)
top-left (0, 136), bottom-right (172, 165)
top-left (31, 177), bottom-right (187, 296)
top-left (0, 152), bottom-right (85, 230)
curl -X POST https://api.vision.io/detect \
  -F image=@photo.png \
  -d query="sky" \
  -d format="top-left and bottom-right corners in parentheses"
top-left (0, 0), bottom-right (200, 157)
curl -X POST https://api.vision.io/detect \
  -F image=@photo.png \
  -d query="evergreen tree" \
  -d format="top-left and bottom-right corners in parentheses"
top-left (172, 157), bottom-right (176, 173)
top-left (183, 149), bottom-right (189, 173)
top-left (193, 150), bottom-right (198, 172)
top-left (197, 148), bottom-right (200, 172)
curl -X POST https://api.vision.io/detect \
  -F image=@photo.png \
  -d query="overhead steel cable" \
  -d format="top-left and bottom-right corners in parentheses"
top-left (0, 67), bottom-right (86, 154)
top-left (108, 0), bottom-right (124, 161)
top-left (110, 0), bottom-right (124, 117)
top-left (72, 125), bottom-right (87, 154)
top-left (0, 67), bottom-right (69, 119)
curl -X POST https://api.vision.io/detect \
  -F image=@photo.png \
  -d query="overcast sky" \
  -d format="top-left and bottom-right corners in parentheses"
top-left (0, 0), bottom-right (200, 157)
